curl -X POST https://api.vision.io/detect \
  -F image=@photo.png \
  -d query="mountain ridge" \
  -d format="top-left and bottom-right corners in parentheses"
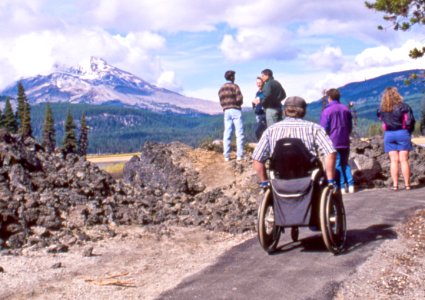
top-left (0, 57), bottom-right (221, 115)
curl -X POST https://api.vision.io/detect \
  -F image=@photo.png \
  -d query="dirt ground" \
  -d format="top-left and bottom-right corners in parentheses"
top-left (0, 225), bottom-right (253, 300)
top-left (1, 148), bottom-right (425, 299)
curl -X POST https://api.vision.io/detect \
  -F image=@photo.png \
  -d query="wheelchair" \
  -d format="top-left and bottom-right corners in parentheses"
top-left (257, 138), bottom-right (346, 255)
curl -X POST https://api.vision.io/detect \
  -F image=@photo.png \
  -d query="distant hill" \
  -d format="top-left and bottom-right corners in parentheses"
top-left (25, 103), bottom-right (258, 154)
top-left (306, 69), bottom-right (424, 135)
top-left (0, 57), bottom-right (221, 115)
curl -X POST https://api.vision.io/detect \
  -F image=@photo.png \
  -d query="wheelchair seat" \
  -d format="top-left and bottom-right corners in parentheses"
top-left (268, 138), bottom-right (324, 227)
top-left (269, 138), bottom-right (320, 180)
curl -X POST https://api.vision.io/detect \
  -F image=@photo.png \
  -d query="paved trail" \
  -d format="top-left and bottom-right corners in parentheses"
top-left (159, 187), bottom-right (425, 300)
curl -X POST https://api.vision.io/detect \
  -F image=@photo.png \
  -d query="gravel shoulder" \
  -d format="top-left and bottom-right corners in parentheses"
top-left (336, 209), bottom-right (425, 299)
top-left (0, 225), bottom-right (254, 300)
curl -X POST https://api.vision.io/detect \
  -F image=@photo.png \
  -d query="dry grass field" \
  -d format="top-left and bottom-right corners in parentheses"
top-left (412, 137), bottom-right (425, 145)
top-left (86, 153), bottom-right (140, 178)
top-left (86, 153), bottom-right (140, 164)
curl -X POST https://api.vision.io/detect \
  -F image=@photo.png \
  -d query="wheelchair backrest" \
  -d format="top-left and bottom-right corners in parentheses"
top-left (270, 138), bottom-right (319, 180)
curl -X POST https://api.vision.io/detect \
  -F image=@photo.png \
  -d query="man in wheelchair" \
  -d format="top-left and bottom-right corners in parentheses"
top-left (252, 96), bottom-right (346, 254)
top-left (252, 96), bottom-right (336, 185)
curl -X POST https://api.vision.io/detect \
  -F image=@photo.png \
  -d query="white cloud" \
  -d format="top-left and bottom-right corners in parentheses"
top-left (308, 46), bottom-right (344, 71)
top-left (350, 40), bottom-right (422, 69)
top-left (86, 0), bottom-right (231, 32)
top-left (0, 27), bottom-right (167, 90)
top-left (156, 71), bottom-right (183, 92)
top-left (219, 26), bottom-right (296, 61)
top-left (0, 0), bottom-right (423, 107)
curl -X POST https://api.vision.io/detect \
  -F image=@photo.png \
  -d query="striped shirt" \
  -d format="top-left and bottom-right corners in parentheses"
top-left (252, 117), bottom-right (336, 163)
top-left (218, 81), bottom-right (243, 111)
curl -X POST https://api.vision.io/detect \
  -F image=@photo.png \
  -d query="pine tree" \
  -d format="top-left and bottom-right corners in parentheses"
top-left (78, 112), bottom-right (89, 156)
top-left (62, 110), bottom-right (77, 154)
top-left (19, 101), bottom-right (32, 138)
top-left (366, 0), bottom-right (425, 58)
top-left (3, 98), bottom-right (18, 133)
top-left (0, 107), bottom-right (3, 128)
top-left (16, 82), bottom-right (27, 125)
top-left (42, 103), bottom-right (56, 153)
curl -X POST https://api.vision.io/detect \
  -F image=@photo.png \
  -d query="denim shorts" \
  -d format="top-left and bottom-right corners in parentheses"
top-left (383, 129), bottom-right (413, 152)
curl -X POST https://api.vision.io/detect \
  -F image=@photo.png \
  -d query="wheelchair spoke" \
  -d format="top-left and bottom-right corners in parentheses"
top-left (265, 207), bottom-right (275, 235)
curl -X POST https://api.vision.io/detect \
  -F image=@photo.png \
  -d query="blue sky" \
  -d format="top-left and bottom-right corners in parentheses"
top-left (0, 0), bottom-right (423, 105)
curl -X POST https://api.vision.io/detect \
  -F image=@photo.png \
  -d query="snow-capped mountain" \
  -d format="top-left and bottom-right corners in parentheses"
top-left (0, 57), bottom-right (221, 115)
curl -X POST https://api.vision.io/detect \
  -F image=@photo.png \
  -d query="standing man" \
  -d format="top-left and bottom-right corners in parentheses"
top-left (218, 70), bottom-right (244, 161)
top-left (259, 69), bottom-right (286, 127)
top-left (320, 88), bottom-right (355, 194)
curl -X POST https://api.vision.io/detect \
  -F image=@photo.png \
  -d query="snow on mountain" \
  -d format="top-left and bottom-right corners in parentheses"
top-left (1, 57), bottom-right (222, 115)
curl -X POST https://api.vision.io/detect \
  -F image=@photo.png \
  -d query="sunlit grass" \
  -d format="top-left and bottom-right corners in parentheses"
top-left (86, 152), bottom-right (140, 159)
top-left (102, 162), bottom-right (125, 175)
top-left (412, 137), bottom-right (425, 145)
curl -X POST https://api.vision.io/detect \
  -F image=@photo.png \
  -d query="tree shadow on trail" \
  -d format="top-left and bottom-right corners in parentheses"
top-left (272, 223), bottom-right (397, 255)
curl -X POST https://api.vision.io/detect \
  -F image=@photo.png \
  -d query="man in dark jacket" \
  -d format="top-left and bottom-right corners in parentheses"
top-left (218, 70), bottom-right (244, 161)
top-left (320, 88), bottom-right (354, 193)
top-left (259, 69), bottom-right (286, 126)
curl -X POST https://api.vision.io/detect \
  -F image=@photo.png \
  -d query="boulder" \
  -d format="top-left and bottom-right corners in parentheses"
top-left (350, 136), bottom-right (425, 188)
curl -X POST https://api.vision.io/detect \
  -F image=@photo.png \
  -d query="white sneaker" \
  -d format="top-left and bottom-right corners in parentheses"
top-left (348, 186), bottom-right (355, 193)
top-left (236, 157), bottom-right (243, 161)
top-left (224, 157), bottom-right (230, 162)
top-left (341, 188), bottom-right (347, 194)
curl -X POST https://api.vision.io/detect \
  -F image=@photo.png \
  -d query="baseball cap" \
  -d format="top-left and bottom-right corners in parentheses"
top-left (284, 96), bottom-right (307, 108)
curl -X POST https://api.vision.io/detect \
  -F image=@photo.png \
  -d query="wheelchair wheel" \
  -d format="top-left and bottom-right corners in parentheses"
top-left (291, 226), bottom-right (299, 242)
top-left (319, 186), bottom-right (346, 254)
top-left (258, 189), bottom-right (281, 253)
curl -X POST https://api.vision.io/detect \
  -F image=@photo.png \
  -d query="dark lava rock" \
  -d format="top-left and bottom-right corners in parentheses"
top-left (351, 136), bottom-right (425, 188)
top-left (123, 142), bottom-right (205, 194)
top-left (1, 133), bottom-right (423, 253)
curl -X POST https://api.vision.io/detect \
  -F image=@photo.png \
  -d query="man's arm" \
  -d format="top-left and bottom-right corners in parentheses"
top-left (235, 84), bottom-right (243, 106)
top-left (324, 152), bottom-right (336, 181)
top-left (253, 160), bottom-right (268, 182)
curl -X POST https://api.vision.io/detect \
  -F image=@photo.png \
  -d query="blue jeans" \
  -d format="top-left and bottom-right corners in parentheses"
top-left (255, 114), bottom-right (267, 141)
top-left (265, 108), bottom-right (282, 127)
top-left (223, 109), bottom-right (244, 158)
top-left (336, 148), bottom-right (354, 188)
